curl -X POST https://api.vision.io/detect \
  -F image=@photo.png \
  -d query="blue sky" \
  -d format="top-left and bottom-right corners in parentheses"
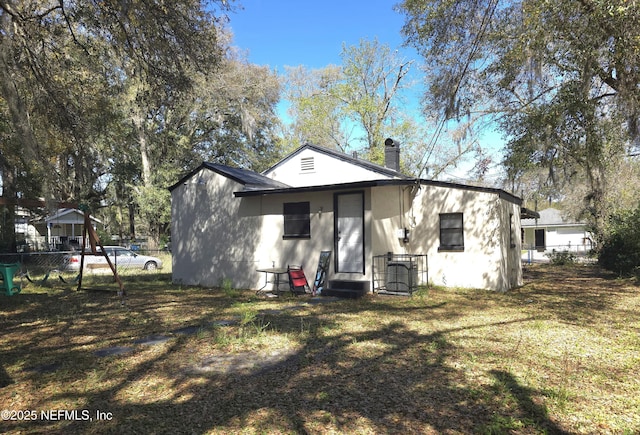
top-left (225, 0), bottom-right (505, 181)
top-left (226, 1), bottom-right (428, 147)
top-left (226, 0), bottom-right (413, 71)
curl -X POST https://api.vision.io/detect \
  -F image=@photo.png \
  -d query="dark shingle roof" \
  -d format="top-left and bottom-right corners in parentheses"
top-left (234, 177), bottom-right (524, 205)
top-left (202, 163), bottom-right (290, 190)
top-left (168, 162), bottom-right (290, 192)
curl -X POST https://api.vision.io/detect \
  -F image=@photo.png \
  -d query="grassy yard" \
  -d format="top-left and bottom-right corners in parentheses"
top-left (1, 264), bottom-right (639, 434)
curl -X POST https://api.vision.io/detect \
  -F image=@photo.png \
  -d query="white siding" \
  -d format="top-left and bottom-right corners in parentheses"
top-left (522, 225), bottom-right (591, 262)
top-left (264, 148), bottom-right (396, 187)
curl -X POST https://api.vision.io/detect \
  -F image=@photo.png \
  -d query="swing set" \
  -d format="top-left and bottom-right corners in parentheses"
top-left (0, 199), bottom-right (125, 301)
top-left (73, 204), bottom-right (126, 301)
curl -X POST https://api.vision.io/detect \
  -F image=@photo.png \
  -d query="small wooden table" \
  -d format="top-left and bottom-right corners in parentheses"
top-left (256, 267), bottom-right (289, 295)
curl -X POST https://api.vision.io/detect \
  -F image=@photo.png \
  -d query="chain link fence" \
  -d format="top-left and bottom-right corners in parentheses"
top-left (521, 244), bottom-right (594, 264)
top-left (0, 250), bottom-right (172, 289)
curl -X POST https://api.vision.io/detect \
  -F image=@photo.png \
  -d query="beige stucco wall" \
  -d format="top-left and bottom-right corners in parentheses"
top-left (171, 168), bottom-right (263, 288)
top-left (255, 191), bottom-right (337, 280)
top-left (370, 185), bottom-right (411, 259)
top-left (409, 185), bottom-right (521, 291)
top-left (371, 184), bottom-right (522, 291)
top-left (172, 168), bottom-right (372, 288)
top-left (173, 169), bottom-right (521, 291)
top-left (254, 189), bottom-right (374, 286)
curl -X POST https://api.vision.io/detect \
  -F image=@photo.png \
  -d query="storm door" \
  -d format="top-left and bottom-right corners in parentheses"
top-left (334, 192), bottom-right (364, 273)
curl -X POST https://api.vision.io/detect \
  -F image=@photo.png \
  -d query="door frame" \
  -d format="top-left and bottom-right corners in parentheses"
top-left (333, 191), bottom-right (365, 274)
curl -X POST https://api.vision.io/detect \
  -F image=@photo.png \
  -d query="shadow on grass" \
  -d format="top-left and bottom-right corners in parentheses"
top-left (1, 265), bottom-right (635, 433)
top-left (4, 299), bottom-right (547, 434)
top-left (57, 320), bottom-right (502, 433)
top-left (0, 364), bottom-right (12, 388)
top-left (489, 370), bottom-right (570, 435)
top-left (518, 264), bottom-right (637, 326)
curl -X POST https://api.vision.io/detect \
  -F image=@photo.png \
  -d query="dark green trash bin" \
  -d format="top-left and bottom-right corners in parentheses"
top-left (0, 263), bottom-right (21, 296)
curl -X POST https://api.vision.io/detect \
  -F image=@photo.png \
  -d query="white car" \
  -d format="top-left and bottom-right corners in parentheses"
top-left (66, 246), bottom-right (163, 271)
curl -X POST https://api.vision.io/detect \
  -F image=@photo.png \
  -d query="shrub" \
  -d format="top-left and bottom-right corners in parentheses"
top-left (547, 250), bottom-right (576, 266)
top-left (598, 206), bottom-right (640, 276)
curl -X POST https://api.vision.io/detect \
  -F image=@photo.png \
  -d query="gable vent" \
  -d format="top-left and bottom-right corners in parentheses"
top-left (300, 157), bottom-right (315, 172)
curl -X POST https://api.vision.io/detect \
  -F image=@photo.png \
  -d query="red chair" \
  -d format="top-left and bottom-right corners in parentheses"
top-left (287, 265), bottom-right (310, 295)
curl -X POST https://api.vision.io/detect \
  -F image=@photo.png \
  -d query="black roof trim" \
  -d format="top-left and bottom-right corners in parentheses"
top-left (234, 178), bottom-right (523, 205)
top-left (170, 161), bottom-right (523, 206)
top-left (262, 143), bottom-right (411, 179)
top-left (168, 162), bottom-right (290, 192)
top-left (234, 179), bottom-right (406, 197)
top-left (420, 179), bottom-right (523, 205)
top-left (520, 207), bottom-right (540, 219)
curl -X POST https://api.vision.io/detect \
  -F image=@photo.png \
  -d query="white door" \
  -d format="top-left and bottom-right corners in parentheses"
top-left (335, 192), bottom-right (364, 273)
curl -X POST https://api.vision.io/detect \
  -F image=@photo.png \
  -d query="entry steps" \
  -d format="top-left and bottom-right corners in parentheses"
top-left (321, 279), bottom-right (369, 299)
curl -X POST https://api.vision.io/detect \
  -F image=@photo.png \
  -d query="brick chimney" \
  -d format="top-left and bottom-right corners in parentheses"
top-left (384, 138), bottom-right (400, 171)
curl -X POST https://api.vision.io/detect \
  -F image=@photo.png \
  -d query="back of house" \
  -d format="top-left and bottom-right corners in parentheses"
top-left (170, 141), bottom-right (527, 293)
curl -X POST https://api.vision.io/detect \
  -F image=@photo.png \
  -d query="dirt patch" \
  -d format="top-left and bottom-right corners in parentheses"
top-left (188, 347), bottom-right (300, 375)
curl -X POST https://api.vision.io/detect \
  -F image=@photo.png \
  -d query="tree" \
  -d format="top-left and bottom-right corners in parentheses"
top-left (398, 0), bottom-right (640, 242)
top-left (1, 1), bottom-right (285, 249)
top-left (110, 38), bottom-right (282, 246)
top-left (283, 64), bottom-right (349, 152)
top-left (0, 1), bottom-right (120, 205)
top-left (284, 39), bottom-right (415, 164)
top-left (283, 37), bottom-right (483, 177)
top-left (337, 39), bottom-right (415, 163)
top-left (599, 204), bottom-right (640, 277)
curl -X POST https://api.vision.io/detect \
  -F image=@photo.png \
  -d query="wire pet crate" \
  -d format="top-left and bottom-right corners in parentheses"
top-left (372, 253), bottom-right (428, 295)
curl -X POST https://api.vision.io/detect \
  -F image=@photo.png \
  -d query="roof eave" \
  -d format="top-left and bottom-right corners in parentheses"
top-left (235, 178), bottom-right (524, 205)
top-left (168, 162), bottom-right (291, 192)
top-left (168, 162), bottom-right (209, 192)
top-left (521, 207), bottom-right (540, 219)
top-left (234, 179), bottom-right (410, 197)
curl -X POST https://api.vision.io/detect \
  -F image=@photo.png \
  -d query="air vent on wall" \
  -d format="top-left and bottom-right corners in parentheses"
top-left (300, 157), bottom-right (314, 172)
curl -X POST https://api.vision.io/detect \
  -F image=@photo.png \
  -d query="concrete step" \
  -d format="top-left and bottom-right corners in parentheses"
top-left (321, 280), bottom-right (370, 299)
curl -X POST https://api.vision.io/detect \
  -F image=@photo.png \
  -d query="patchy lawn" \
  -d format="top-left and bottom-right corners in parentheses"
top-left (1, 265), bottom-right (639, 434)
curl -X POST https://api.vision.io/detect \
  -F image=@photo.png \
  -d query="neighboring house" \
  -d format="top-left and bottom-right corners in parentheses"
top-left (521, 208), bottom-right (592, 262)
top-left (28, 208), bottom-right (101, 251)
top-left (170, 140), bottom-right (533, 293)
top-left (14, 207), bottom-right (40, 252)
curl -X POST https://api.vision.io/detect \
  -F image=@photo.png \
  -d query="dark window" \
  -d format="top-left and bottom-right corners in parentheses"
top-left (510, 213), bottom-right (516, 248)
top-left (283, 202), bottom-right (310, 239)
top-left (534, 229), bottom-right (545, 249)
top-left (439, 213), bottom-right (464, 251)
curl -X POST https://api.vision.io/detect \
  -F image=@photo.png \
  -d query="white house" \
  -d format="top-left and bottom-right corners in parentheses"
top-left (521, 207), bottom-right (592, 262)
top-left (170, 140), bottom-right (532, 293)
top-left (14, 208), bottom-right (40, 251)
top-left (29, 208), bottom-right (101, 251)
